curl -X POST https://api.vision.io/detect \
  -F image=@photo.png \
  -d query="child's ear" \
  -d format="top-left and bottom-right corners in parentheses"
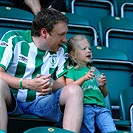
top-left (70, 51), bottom-right (75, 57)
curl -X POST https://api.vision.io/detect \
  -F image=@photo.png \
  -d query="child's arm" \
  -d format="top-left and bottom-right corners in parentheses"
top-left (66, 69), bottom-right (94, 86)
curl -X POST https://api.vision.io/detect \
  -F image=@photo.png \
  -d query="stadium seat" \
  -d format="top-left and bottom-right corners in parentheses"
top-left (0, 6), bottom-right (34, 38)
top-left (115, 87), bottom-right (133, 130)
top-left (63, 12), bottom-right (90, 26)
top-left (98, 16), bottom-right (133, 62)
top-left (111, 0), bottom-right (133, 18)
top-left (104, 91), bottom-right (131, 130)
top-left (0, 6), bottom-right (34, 21)
top-left (8, 115), bottom-right (57, 133)
top-left (0, 0), bottom-right (16, 7)
top-left (0, 130), bottom-right (6, 133)
top-left (91, 46), bottom-right (133, 108)
top-left (119, 87), bottom-right (133, 121)
top-left (71, 0), bottom-right (114, 31)
top-left (104, 92), bottom-right (112, 115)
top-left (67, 24), bottom-right (98, 46)
top-left (64, 0), bottom-right (73, 12)
top-left (130, 104), bottom-right (133, 131)
top-left (23, 126), bottom-right (74, 133)
top-left (62, 12), bottom-right (98, 46)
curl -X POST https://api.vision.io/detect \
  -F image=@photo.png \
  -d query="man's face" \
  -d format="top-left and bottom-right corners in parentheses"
top-left (46, 21), bottom-right (68, 52)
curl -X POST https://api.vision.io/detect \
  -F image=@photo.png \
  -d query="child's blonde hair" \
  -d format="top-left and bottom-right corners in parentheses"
top-left (67, 35), bottom-right (91, 69)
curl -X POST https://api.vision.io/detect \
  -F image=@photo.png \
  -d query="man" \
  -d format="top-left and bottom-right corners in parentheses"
top-left (0, 8), bottom-right (83, 133)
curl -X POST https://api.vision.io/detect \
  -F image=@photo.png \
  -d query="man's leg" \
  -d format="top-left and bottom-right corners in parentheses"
top-left (60, 84), bottom-right (83, 133)
top-left (0, 79), bottom-right (15, 132)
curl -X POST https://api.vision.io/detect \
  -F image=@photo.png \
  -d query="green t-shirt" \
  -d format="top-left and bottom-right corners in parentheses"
top-left (65, 66), bottom-right (106, 107)
top-left (0, 30), bottom-right (69, 102)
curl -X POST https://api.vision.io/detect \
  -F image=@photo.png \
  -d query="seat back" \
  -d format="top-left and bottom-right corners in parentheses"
top-left (119, 87), bottom-right (133, 121)
top-left (67, 24), bottom-right (98, 46)
top-left (98, 16), bottom-right (133, 62)
top-left (111, 0), bottom-right (133, 18)
top-left (23, 126), bottom-right (74, 133)
top-left (62, 12), bottom-right (98, 46)
top-left (0, 130), bottom-right (6, 133)
top-left (63, 12), bottom-right (90, 26)
top-left (104, 92), bottom-right (112, 115)
top-left (0, 6), bottom-right (34, 38)
top-left (91, 46), bottom-right (133, 106)
top-left (71, 0), bottom-right (114, 31)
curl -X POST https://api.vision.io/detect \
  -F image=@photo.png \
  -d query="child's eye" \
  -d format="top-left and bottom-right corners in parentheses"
top-left (81, 48), bottom-right (86, 50)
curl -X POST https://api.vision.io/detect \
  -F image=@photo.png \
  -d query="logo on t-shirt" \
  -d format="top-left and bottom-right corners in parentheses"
top-left (50, 55), bottom-right (57, 66)
top-left (18, 54), bottom-right (28, 63)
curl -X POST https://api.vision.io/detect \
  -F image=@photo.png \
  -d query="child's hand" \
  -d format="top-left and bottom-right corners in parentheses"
top-left (84, 69), bottom-right (94, 81)
top-left (98, 73), bottom-right (107, 87)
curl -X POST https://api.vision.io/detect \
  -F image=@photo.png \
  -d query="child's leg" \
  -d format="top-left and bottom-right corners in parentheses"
top-left (80, 105), bottom-right (95, 133)
top-left (96, 106), bottom-right (117, 133)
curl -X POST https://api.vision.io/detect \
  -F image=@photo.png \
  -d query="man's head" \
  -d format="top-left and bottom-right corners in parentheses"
top-left (31, 8), bottom-right (68, 36)
top-left (31, 8), bottom-right (68, 52)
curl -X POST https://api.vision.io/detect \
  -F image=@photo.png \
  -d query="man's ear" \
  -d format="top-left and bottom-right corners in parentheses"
top-left (40, 28), bottom-right (47, 38)
top-left (70, 51), bottom-right (75, 58)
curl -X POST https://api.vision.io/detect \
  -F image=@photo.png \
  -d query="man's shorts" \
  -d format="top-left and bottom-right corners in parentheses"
top-left (8, 89), bottom-right (63, 122)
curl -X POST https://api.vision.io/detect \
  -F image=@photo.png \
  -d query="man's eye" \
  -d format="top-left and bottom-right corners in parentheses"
top-left (58, 33), bottom-right (64, 37)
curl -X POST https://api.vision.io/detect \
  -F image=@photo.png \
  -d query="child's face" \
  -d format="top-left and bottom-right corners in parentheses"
top-left (75, 39), bottom-right (92, 65)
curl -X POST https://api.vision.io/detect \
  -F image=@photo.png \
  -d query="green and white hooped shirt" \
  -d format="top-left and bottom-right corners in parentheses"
top-left (0, 30), bottom-right (69, 102)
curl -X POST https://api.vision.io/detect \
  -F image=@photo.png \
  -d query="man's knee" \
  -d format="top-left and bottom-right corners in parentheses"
top-left (0, 78), bottom-right (10, 95)
top-left (62, 84), bottom-right (83, 99)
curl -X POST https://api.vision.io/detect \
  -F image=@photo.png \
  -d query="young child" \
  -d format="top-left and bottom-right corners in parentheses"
top-left (65, 35), bottom-right (117, 133)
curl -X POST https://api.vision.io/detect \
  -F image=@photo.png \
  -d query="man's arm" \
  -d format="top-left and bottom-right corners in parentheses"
top-left (0, 67), bottom-right (53, 94)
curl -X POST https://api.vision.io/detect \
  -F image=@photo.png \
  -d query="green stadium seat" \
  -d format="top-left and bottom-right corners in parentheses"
top-left (62, 12), bottom-right (98, 46)
top-left (111, 0), bottom-right (133, 18)
top-left (112, 87), bottom-right (133, 131)
top-left (98, 16), bottom-right (133, 62)
top-left (71, 0), bottom-right (114, 31)
top-left (91, 46), bottom-right (133, 128)
top-left (104, 91), bottom-right (131, 130)
top-left (23, 126), bottom-right (74, 133)
top-left (0, 6), bottom-right (34, 38)
top-left (63, 12), bottom-right (90, 26)
top-left (0, 6), bottom-right (34, 21)
top-left (0, 0), bottom-right (16, 7)
top-left (119, 87), bottom-right (133, 121)
top-left (91, 46), bottom-right (133, 107)
top-left (0, 130), bottom-right (6, 133)
top-left (104, 93), bottom-right (112, 115)
top-left (8, 115), bottom-right (57, 133)
top-left (130, 104), bottom-right (133, 131)
top-left (64, 0), bottom-right (73, 12)
top-left (67, 24), bottom-right (98, 46)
